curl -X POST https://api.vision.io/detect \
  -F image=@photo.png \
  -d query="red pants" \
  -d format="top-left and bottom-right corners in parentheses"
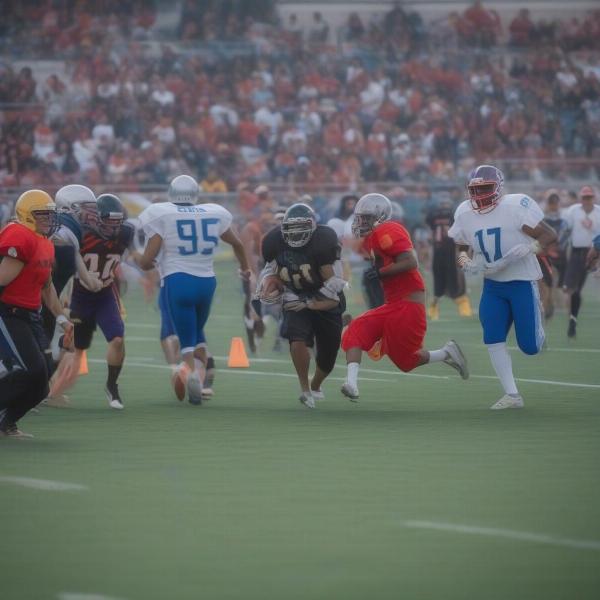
top-left (341, 300), bottom-right (427, 372)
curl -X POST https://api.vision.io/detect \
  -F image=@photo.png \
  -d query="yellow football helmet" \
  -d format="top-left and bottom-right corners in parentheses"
top-left (15, 189), bottom-right (58, 237)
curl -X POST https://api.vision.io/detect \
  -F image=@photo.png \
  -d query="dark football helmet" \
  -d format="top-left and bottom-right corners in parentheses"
top-left (95, 193), bottom-right (125, 239)
top-left (467, 165), bottom-right (504, 213)
top-left (281, 203), bottom-right (317, 247)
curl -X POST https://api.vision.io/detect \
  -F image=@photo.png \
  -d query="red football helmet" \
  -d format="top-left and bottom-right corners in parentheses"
top-left (467, 165), bottom-right (504, 213)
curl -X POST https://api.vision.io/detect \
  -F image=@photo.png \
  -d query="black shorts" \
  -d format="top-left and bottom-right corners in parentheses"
top-left (280, 307), bottom-right (342, 373)
top-left (432, 248), bottom-right (465, 299)
top-left (538, 255), bottom-right (553, 287)
top-left (564, 247), bottom-right (589, 291)
top-left (549, 252), bottom-right (567, 287)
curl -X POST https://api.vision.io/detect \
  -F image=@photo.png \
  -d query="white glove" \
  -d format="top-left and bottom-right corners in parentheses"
top-left (458, 252), bottom-right (481, 275)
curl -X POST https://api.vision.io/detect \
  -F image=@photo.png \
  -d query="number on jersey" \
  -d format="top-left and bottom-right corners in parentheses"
top-left (475, 227), bottom-right (502, 262)
top-left (176, 218), bottom-right (219, 256)
top-left (83, 253), bottom-right (120, 284)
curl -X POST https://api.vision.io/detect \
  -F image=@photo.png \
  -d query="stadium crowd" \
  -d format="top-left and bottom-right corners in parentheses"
top-left (0, 0), bottom-right (599, 199)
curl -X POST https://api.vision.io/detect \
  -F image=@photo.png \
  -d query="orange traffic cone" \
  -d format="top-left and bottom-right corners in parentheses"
top-left (227, 337), bottom-right (250, 368)
top-left (78, 350), bottom-right (89, 375)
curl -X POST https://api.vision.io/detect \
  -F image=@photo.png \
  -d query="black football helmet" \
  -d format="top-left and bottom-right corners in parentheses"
top-left (95, 193), bottom-right (125, 239)
top-left (467, 165), bottom-right (504, 213)
top-left (281, 203), bottom-right (317, 247)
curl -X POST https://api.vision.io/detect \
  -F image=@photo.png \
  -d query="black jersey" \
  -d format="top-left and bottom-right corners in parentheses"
top-left (426, 206), bottom-right (455, 251)
top-left (262, 224), bottom-right (344, 309)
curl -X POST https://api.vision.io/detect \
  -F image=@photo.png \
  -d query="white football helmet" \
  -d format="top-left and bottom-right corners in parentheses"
top-left (351, 193), bottom-right (392, 238)
top-left (55, 184), bottom-right (97, 226)
top-left (168, 175), bottom-right (200, 205)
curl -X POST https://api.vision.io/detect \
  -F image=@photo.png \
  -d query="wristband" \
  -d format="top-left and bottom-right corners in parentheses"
top-left (56, 314), bottom-right (68, 326)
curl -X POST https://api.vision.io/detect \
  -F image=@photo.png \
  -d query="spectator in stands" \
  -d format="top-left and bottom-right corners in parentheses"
top-left (201, 168), bottom-right (228, 193)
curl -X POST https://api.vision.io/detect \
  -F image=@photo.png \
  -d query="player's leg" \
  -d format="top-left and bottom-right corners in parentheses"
top-left (340, 305), bottom-right (386, 400)
top-left (97, 288), bottom-right (126, 410)
top-left (510, 281), bottom-right (545, 356)
top-left (564, 248), bottom-right (588, 338)
top-left (0, 312), bottom-right (50, 437)
top-left (479, 279), bottom-right (522, 409)
top-left (428, 250), bottom-right (445, 320)
top-left (280, 308), bottom-right (316, 407)
top-left (310, 310), bottom-right (343, 399)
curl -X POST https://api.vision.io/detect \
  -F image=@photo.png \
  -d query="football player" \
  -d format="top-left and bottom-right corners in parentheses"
top-left (42, 185), bottom-right (102, 406)
top-left (134, 175), bottom-right (250, 405)
top-left (341, 193), bottom-right (468, 402)
top-left (449, 165), bottom-right (557, 409)
top-left (562, 186), bottom-right (600, 338)
top-left (51, 193), bottom-right (134, 409)
top-left (0, 190), bottom-right (73, 437)
top-left (258, 203), bottom-right (346, 408)
top-left (425, 194), bottom-right (472, 320)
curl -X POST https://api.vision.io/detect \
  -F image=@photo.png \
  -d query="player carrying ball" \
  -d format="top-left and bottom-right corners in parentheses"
top-left (341, 193), bottom-right (468, 401)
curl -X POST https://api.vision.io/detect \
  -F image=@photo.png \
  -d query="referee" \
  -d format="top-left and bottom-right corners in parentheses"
top-left (563, 186), bottom-right (600, 338)
top-left (0, 190), bottom-right (73, 438)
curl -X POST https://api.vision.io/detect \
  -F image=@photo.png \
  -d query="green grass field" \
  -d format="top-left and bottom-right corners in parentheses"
top-left (2, 260), bottom-right (599, 600)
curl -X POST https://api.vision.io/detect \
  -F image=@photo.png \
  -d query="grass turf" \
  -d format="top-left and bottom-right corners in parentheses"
top-left (1, 261), bottom-right (599, 600)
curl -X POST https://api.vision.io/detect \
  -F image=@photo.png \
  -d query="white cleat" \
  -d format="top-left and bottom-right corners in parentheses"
top-left (443, 340), bottom-right (469, 379)
top-left (109, 399), bottom-right (124, 410)
top-left (490, 395), bottom-right (524, 410)
top-left (299, 392), bottom-right (315, 409)
top-left (311, 389), bottom-right (325, 400)
top-left (341, 382), bottom-right (359, 402)
top-left (201, 387), bottom-right (214, 401)
top-left (105, 386), bottom-right (124, 410)
top-left (187, 373), bottom-right (204, 405)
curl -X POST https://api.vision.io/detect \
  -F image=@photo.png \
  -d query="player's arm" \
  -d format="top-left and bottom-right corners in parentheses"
top-left (522, 221), bottom-right (557, 251)
top-left (41, 276), bottom-right (74, 348)
top-left (0, 255), bottom-right (24, 289)
top-left (377, 249), bottom-right (418, 277)
top-left (220, 227), bottom-right (251, 280)
top-left (132, 233), bottom-right (163, 271)
top-left (75, 252), bottom-right (102, 292)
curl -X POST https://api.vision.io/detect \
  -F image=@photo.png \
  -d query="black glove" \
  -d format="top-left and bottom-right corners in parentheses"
top-left (364, 266), bottom-right (380, 281)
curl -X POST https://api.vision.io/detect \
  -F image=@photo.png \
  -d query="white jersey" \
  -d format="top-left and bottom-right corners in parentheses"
top-left (138, 202), bottom-right (232, 278)
top-left (448, 194), bottom-right (544, 282)
top-left (564, 203), bottom-right (600, 248)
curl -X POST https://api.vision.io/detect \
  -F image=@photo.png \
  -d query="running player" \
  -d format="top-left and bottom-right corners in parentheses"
top-left (52, 193), bottom-right (134, 409)
top-left (563, 186), bottom-right (600, 338)
top-left (340, 193), bottom-right (468, 401)
top-left (134, 175), bottom-right (250, 405)
top-left (449, 165), bottom-right (557, 409)
top-left (0, 190), bottom-right (73, 437)
top-left (258, 203), bottom-right (347, 408)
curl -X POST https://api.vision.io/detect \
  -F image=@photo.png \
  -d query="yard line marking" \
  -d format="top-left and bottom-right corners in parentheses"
top-left (458, 342), bottom-right (600, 354)
top-left (58, 593), bottom-right (127, 600)
top-left (88, 359), bottom-right (397, 385)
top-left (0, 476), bottom-right (88, 492)
top-left (404, 520), bottom-right (600, 551)
top-left (89, 359), bottom-right (600, 390)
top-left (471, 374), bottom-right (600, 389)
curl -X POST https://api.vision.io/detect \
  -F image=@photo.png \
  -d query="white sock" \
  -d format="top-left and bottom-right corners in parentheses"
top-left (428, 348), bottom-right (447, 363)
top-left (487, 342), bottom-right (519, 396)
top-left (169, 363), bottom-right (178, 374)
top-left (347, 362), bottom-right (360, 387)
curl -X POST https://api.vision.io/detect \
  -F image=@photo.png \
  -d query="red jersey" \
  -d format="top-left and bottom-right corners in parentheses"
top-left (75, 224), bottom-right (134, 292)
top-left (364, 221), bottom-right (425, 303)
top-left (0, 222), bottom-right (54, 310)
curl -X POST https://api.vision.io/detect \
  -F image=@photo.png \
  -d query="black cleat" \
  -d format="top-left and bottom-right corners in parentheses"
top-left (105, 383), bottom-right (124, 410)
top-left (567, 317), bottom-right (577, 339)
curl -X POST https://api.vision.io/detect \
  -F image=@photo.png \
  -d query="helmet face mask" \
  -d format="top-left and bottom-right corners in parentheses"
top-left (281, 203), bottom-right (317, 248)
top-left (351, 193), bottom-right (392, 238)
top-left (55, 184), bottom-right (96, 226)
top-left (467, 165), bottom-right (504, 214)
top-left (32, 208), bottom-right (58, 238)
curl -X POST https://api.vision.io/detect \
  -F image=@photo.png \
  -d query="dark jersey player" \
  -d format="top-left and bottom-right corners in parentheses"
top-left (52, 193), bottom-right (134, 409)
top-left (425, 197), bottom-right (473, 320)
top-left (259, 203), bottom-right (346, 408)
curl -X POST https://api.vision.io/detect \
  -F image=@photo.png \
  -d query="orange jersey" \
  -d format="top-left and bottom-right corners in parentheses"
top-left (0, 222), bottom-right (54, 310)
top-left (363, 221), bottom-right (425, 303)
